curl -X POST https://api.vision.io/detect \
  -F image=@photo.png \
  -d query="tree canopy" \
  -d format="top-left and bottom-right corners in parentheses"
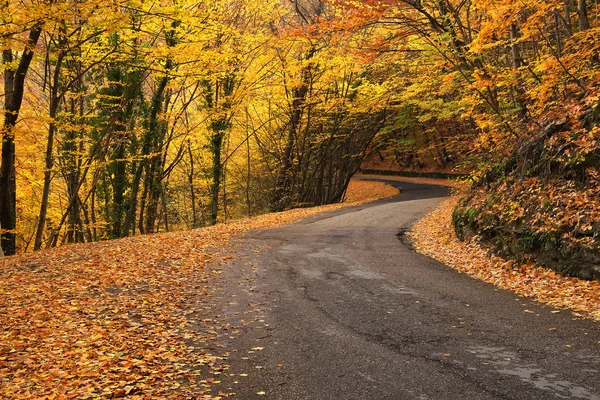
top-left (1, 0), bottom-right (598, 276)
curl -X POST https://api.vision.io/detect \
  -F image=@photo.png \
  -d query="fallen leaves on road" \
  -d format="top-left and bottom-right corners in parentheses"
top-left (353, 174), bottom-right (467, 190)
top-left (343, 179), bottom-right (400, 202)
top-left (408, 196), bottom-right (600, 321)
top-left (0, 179), bottom-right (396, 399)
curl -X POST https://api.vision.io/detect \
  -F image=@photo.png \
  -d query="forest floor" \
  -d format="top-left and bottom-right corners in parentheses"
top-left (0, 179), bottom-right (398, 399)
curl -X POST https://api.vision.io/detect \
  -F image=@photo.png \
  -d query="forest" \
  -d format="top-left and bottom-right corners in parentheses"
top-left (1, 0), bottom-right (599, 277)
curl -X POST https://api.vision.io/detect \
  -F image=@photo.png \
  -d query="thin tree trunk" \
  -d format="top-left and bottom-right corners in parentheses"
top-left (209, 130), bottom-right (224, 225)
top-left (246, 108), bottom-right (251, 216)
top-left (563, 0), bottom-right (573, 35)
top-left (222, 132), bottom-right (230, 220)
top-left (45, 165), bottom-right (102, 249)
top-left (65, 89), bottom-right (84, 244)
top-left (144, 87), bottom-right (172, 234)
top-left (578, 0), bottom-right (590, 30)
top-left (187, 141), bottom-right (198, 227)
top-left (90, 185), bottom-right (97, 241)
top-left (207, 75), bottom-right (235, 225)
top-left (80, 196), bottom-right (93, 243)
top-left (34, 41), bottom-right (66, 250)
top-left (510, 23), bottom-right (528, 119)
top-left (161, 189), bottom-right (169, 232)
top-left (576, 0), bottom-right (598, 63)
top-left (273, 81), bottom-right (309, 210)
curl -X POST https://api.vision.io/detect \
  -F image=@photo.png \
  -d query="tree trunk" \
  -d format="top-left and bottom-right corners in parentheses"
top-left (510, 24), bottom-right (522, 70)
top-left (35, 31), bottom-right (67, 250)
top-left (187, 141), bottom-right (198, 228)
top-left (246, 108), bottom-right (252, 216)
top-left (34, 113), bottom-right (58, 250)
top-left (578, 0), bottom-right (590, 30)
top-left (563, 0), bottom-right (573, 36)
top-left (209, 130), bottom-right (224, 225)
top-left (206, 75), bottom-right (235, 225)
top-left (510, 23), bottom-right (528, 119)
top-left (64, 82), bottom-right (85, 244)
top-left (1, 26), bottom-right (42, 255)
top-left (273, 77), bottom-right (310, 210)
top-left (90, 185), bottom-right (97, 241)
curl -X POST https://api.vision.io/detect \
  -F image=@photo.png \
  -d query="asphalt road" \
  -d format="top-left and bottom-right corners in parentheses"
top-left (214, 178), bottom-right (600, 400)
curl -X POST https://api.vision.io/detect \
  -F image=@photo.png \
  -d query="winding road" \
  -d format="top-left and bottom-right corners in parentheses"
top-left (214, 178), bottom-right (600, 400)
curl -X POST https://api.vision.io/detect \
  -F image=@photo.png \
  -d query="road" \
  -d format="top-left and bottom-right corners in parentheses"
top-left (213, 178), bottom-right (600, 400)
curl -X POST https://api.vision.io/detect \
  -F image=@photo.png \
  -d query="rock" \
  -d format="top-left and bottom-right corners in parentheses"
top-left (577, 268), bottom-right (594, 281)
top-left (593, 266), bottom-right (600, 281)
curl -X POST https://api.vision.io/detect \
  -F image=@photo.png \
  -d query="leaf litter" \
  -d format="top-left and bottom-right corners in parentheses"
top-left (0, 179), bottom-right (398, 399)
top-left (408, 195), bottom-right (600, 322)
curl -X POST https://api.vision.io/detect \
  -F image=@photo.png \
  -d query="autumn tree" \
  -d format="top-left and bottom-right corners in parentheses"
top-left (323, 0), bottom-right (599, 277)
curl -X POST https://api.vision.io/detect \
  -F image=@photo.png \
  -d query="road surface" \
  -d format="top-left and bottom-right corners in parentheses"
top-left (212, 178), bottom-right (600, 400)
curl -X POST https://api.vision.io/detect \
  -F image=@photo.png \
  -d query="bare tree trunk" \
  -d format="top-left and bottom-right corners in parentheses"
top-left (563, 0), bottom-right (573, 35)
top-left (90, 186), bottom-right (97, 241)
top-left (33, 119), bottom-right (57, 250)
top-left (161, 189), bottom-right (169, 232)
top-left (578, 0), bottom-right (590, 30)
top-left (144, 89), bottom-right (171, 234)
top-left (273, 67), bottom-right (311, 211)
top-left (510, 24), bottom-right (522, 70)
top-left (45, 165), bottom-right (102, 249)
top-left (207, 75), bottom-right (235, 225)
top-left (222, 133), bottom-right (230, 221)
top-left (187, 141), bottom-right (198, 227)
top-left (246, 108), bottom-right (252, 216)
top-left (64, 79), bottom-right (85, 244)
top-left (34, 37), bottom-right (66, 250)
top-left (209, 130), bottom-right (224, 225)
top-left (80, 196), bottom-right (93, 243)
top-left (1, 25), bottom-right (42, 255)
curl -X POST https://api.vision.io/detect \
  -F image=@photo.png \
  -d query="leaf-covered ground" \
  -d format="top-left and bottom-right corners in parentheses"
top-left (409, 195), bottom-right (600, 321)
top-left (353, 173), bottom-right (466, 189)
top-left (0, 179), bottom-right (398, 399)
top-left (342, 178), bottom-right (400, 202)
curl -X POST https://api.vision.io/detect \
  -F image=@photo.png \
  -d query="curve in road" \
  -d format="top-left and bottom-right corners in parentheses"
top-left (214, 178), bottom-right (600, 400)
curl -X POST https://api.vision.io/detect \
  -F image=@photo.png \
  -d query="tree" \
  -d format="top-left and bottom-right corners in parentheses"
top-left (1, 0), bottom-right (44, 255)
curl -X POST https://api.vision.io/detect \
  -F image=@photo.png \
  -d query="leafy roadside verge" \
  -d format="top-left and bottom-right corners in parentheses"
top-left (408, 196), bottom-right (600, 321)
top-left (0, 179), bottom-right (398, 400)
top-left (353, 173), bottom-right (466, 189)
